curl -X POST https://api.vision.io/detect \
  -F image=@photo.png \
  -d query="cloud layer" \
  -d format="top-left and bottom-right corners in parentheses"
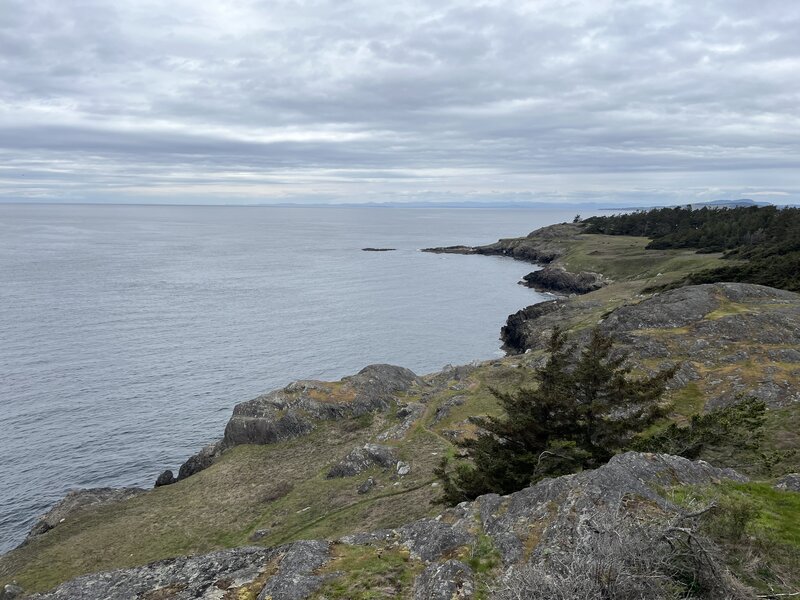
top-left (1, 0), bottom-right (799, 204)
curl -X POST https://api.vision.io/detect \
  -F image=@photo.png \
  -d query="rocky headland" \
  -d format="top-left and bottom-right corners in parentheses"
top-left (3, 220), bottom-right (800, 598)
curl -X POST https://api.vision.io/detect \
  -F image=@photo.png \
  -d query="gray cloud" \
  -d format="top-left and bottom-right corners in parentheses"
top-left (1, 0), bottom-right (799, 204)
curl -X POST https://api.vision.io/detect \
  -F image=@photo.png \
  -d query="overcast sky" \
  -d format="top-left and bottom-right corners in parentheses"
top-left (1, 0), bottom-right (799, 205)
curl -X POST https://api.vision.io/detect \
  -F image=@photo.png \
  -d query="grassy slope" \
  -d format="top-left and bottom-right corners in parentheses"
top-left (2, 227), bottom-right (797, 594)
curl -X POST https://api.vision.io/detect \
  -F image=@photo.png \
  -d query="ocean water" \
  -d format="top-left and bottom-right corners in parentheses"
top-left (0, 204), bottom-right (577, 553)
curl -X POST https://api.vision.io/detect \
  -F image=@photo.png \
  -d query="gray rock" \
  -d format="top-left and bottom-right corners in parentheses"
top-left (257, 540), bottom-right (331, 600)
top-left (30, 547), bottom-right (277, 600)
top-left (326, 444), bottom-right (398, 479)
top-left (357, 477), bottom-right (377, 494)
top-left (24, 453), bottom-right (749, 599)
top-left (378, 402), bottom-right (425, 440)
top-left (522, 266), bottom-right (608, 295)
top-left (224, 364), bottom-right (420, 449)
top-left (176, 440), bottom-right (224, 481)
top-left (1, 584), bottom-right (23, 599)
top-left (413, 560), bottom-right (474, 599)
top-left (500, 300), bottom-right (562, 354)
top-left (774, 473), bottom-right (800, 492)
top-left (397, 518), bottom-right (474, 562)
top-left (26, 487), bottom-right (145, 540)
top-left (154, 470), bottom-right (176, 487)
top-left (433, 396), bottom-right (466, 423)
top-left (422, 223), bottom-right (581, 265)
top-left (474, 451), bottom-right (746, 565)
top-left (396, 461), bottom-right (411, 477)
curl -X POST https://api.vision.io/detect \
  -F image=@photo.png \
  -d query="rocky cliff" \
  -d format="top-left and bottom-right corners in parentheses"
top-left (3, 222), bottom-right (800, 598)
top-left (21, 453), bottom-right (750, 600)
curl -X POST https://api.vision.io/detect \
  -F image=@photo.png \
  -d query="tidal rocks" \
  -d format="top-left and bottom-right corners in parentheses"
top-left (500, 299), bottom-right (562, 354)
top-left (154, 470), bottom-right (176, 487)
top-left (326, 444), bottom-right (398, 479)
top-left (521, 266), bottom-right (607, 295)
top-left (362, 247), bottom-right (396, 251)
top-left (422, 223), bottom-right (581, 265)
top-left (177, 441), bottom-right (223, 481)
top-left (26, 487), bottom-right (145, 541)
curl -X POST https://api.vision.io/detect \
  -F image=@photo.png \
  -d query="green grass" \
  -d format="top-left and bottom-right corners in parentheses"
top-left (671, 481), bottom-right (800, 594)
top-left (311, 544), bottom-right (422, 599)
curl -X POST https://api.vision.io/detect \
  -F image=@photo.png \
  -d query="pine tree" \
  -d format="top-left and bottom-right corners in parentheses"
top-left (436, 328), bottom-right (676, 504)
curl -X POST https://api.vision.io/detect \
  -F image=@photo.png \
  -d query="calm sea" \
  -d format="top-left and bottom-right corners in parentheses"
top-left (0, 204), bottom-right (579, 552)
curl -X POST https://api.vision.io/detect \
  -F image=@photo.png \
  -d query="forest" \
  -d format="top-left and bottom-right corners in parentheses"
top-left (583, 205), bottom-right (800, 292)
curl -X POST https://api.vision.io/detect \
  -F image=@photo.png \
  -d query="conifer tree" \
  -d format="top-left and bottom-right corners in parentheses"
top-left (436, 328), bottom-right (676, 504)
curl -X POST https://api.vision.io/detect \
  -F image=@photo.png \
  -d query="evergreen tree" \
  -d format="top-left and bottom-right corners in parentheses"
top-left (436, 328), bottom-right (676, 504)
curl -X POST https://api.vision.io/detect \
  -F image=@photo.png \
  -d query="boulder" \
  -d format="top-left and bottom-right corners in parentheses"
top-left (326, 444), bottom-right (397, 479)
top-left (154, 470), bottom-right (176, 487)
top-left (177, 441), bottom-right (223, 481)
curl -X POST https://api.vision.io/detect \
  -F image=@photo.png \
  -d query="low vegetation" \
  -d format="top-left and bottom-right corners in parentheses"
top-left (583, 205), bottom-right (800, 292)
top-left (436, 328), bottom-right (676, 503)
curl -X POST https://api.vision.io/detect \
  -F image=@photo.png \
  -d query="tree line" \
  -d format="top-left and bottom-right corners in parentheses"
top-left (582, 205), bottom-right (800, 292)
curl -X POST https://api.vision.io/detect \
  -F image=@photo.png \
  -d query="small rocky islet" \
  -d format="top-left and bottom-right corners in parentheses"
top-left (3, 217), bottom-right (800, 599)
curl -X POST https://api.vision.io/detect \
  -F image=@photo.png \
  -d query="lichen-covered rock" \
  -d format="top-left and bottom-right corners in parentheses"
top-left (257, 540), bottom-right (331, 600)
top-left (378, 401), bottom-right (425, 441)
top-left (26, 487), bottom-right (145, 541)
top-left (23, 454), bottom-right (748, 599)
top-left (326, 444), bottom-right (397, 479)
top-left (774, 473), bottom-right (800, 492)
top-left (397, 518), bottom-right (474, 562)
top-left (224, 364), bottom-right (421, 448)
top-left (413, 560), bottom-right (474, 599)
top-left (29, 547), bottom-right (276, 600)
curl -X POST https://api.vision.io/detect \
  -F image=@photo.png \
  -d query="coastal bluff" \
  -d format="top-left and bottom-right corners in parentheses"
top-left (4, 219), bottom-right (800, 598)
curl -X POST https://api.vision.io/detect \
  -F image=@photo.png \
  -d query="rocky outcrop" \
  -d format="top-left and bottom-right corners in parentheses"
top-left (154, 470), bottom-right (176, 487)
top-left (422, 223), bottom-right (581, 265)
top-left (500, 299), bottom-right (562, 354)
top-left (775, 473), bottom-right (800, 492)
top-left (177, 442), bottom-right (224, 481)
top-left (29, 453), bottom-right (747, 600)
top-left (224, 364), bottom-right (421, 448)
top-left (25, 487), bottom-right (145, 541)
top-left (326, 444), bottom-right (398, 478)
top-left (161, 364), bottom-right (422, 485)
top-left (521, 266), bottom-right (608, 295)
top-left (413, 560), bottom-right (474, 600)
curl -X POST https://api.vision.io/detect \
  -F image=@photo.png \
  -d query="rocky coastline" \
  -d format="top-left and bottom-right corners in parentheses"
top-left (4, 220), bottom-right (800, 598)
